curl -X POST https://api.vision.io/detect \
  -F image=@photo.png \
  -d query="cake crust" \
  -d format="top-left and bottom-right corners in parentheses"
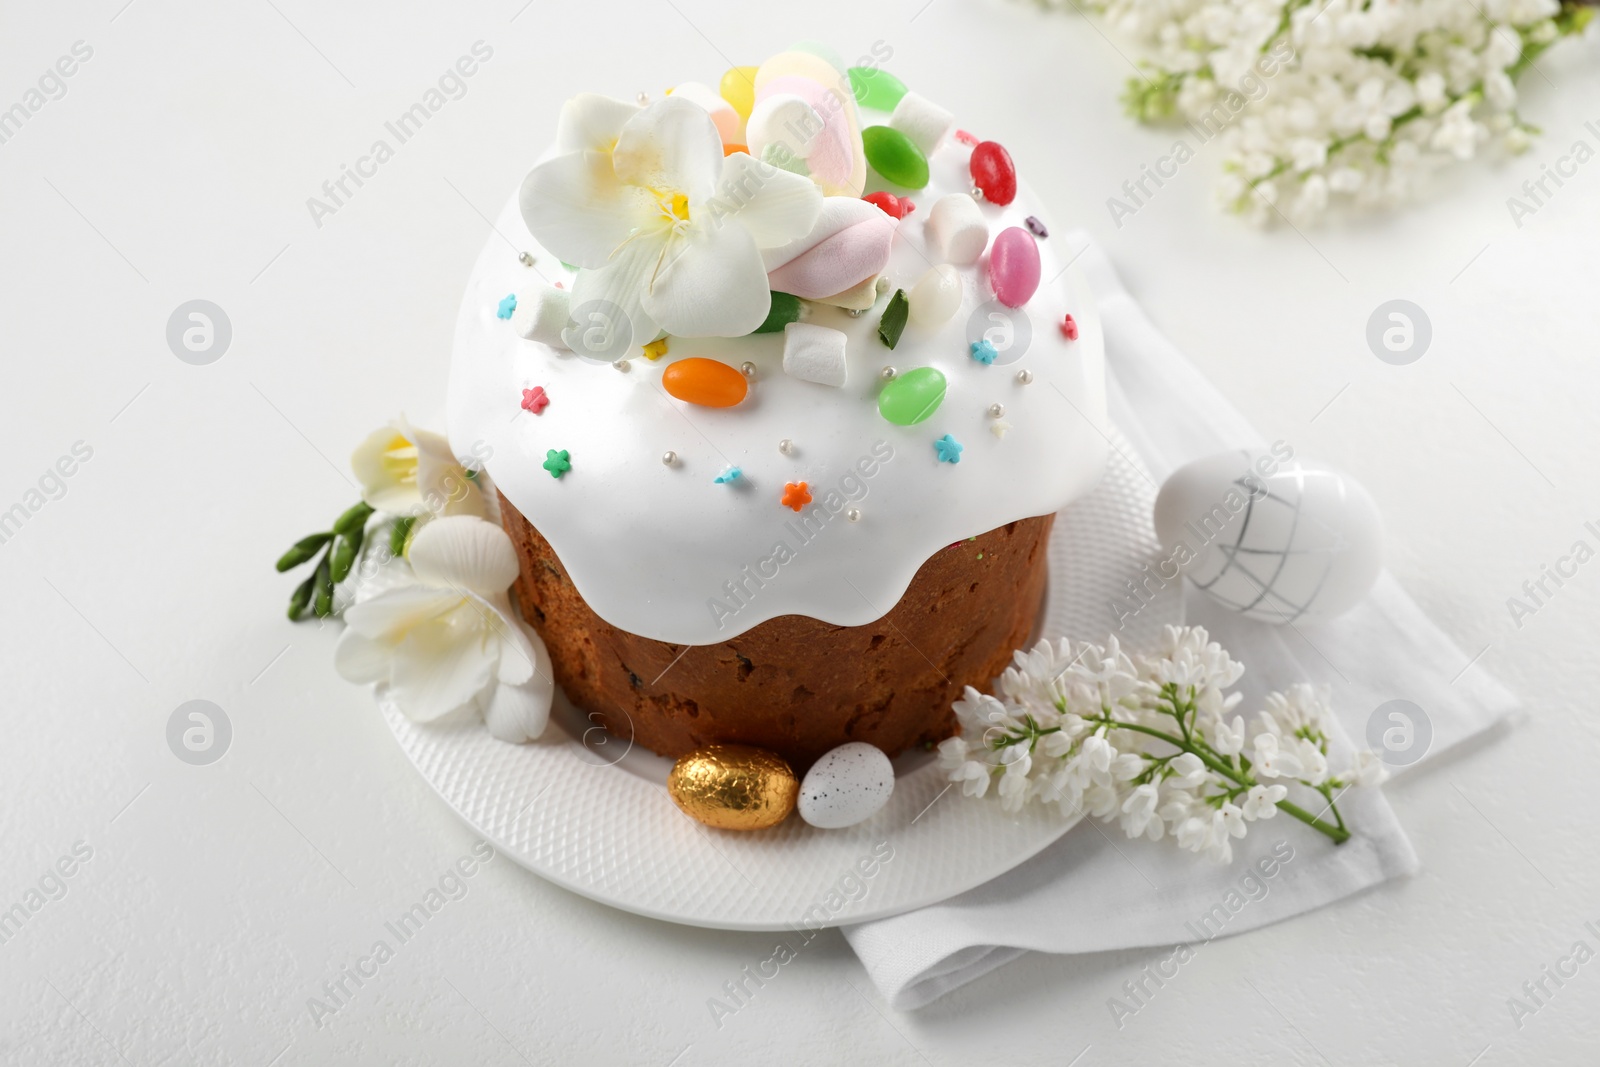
top-left (500, 492), bottom-right (1052, 769)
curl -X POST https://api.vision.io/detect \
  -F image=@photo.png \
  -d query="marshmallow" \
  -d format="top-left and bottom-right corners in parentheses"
top-left (890, 91), bottom-right (954, 156)
top-left (764, 197), bottom-right (897, 300)
top-left (752, 51), bottom-right (867, 196)
top-left (782, 322), bottom-right (848, 387)
top-left (511, 285), bottom-right (571, 348)
top-left (815, 274), bottom-right (881, 311)
top-left (924, 194), bottom-right (989, 265)
top-left (669, 81), bottom-right (743, 145)
top-left (746, 93), bottom-right (824, 168)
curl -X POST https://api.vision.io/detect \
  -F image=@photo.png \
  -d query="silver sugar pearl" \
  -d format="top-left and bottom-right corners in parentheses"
top-left (662, 451), bottom-right (677, 466)
top-left (880, 366), bottom-right (897, 381)
top-left (778, 438), bottom-right (795, 455)
top-left (1016, 369), bottom-right (1033, 384)
top-left (636, 91), bottom-right (650, 106)
top-left (971, 185), bottom-right (985, 201)
top-left (988, 403), bottom-right (1006, 418)
top-left (518, 251), bottom-right (535, 267)
top-left (847, 307), bottom-right (867, 318)
top-left (846, 508), bottom-right (862, 523)
top-left (875, 276), bottom-right (890, 293)
top-left (615, 359), bottom-right (631, 372)
top-left (741, 361), bottom-right (757, 378)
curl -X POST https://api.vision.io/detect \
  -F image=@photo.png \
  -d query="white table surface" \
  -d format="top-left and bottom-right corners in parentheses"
top-left (3, 1), bottom-right (1597, 1063)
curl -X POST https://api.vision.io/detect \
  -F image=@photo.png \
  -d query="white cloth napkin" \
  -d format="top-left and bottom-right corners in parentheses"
top-left (841, 234), bottom-right (1521, 1011)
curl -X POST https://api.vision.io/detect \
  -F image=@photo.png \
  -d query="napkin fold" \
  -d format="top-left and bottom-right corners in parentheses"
top-left (841, 234), bottom-right (1520, 1011)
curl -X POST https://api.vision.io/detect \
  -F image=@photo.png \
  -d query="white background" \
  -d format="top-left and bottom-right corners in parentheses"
top-left (2, 0), bottom-right (1598, 1063)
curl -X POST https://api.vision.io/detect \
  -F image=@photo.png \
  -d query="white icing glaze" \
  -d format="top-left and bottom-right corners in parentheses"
top-left (448, 119), bottom-right (1107, 645)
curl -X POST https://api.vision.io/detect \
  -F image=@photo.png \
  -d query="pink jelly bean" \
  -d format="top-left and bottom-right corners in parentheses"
top-left (988, 227), bottom-right (1040, 308)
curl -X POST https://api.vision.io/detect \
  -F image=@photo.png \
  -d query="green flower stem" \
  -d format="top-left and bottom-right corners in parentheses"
top-left (1084, 716), bottom-right (1351, 845)
top-left (1274, 798), bottom-right (1347, 842)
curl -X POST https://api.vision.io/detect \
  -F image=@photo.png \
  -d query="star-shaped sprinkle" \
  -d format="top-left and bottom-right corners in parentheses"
top-left (642, 338), bottom-right (669, 361)
top-left (969, 340), bottom-right (998, 365)
top-left (781, 481), bottom-right (812, 511)
top-left (714, 466), bottom-right (743, 484)
top-left (934, 435), bottom-right (964, 463)
top-left (990, 418), bottom-right (1012, 439)
top-left (543, 449), bottom-right (571, 479)
top-left (1059, 314), bottom-right (1079, 340)
top-left (496, 293), bottom-right (517, 319)
top-left (521, 386), bottom-right (549, 414)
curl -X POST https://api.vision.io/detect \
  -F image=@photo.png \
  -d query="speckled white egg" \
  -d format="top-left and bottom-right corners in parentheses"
top-left (798, 743), bottom-right (894, 829)
top-left (1153, 448), bottom-right (1384, 624)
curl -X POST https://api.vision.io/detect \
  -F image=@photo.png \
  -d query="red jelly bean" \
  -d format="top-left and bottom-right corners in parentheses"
top-left (863, 190), bottom-right (915, 219)
top-left (970, 141), bottom-right (1017, 206)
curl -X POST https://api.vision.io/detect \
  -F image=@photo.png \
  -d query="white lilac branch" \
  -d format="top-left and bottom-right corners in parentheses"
top-left (1032, 0), bottom-right (1597, 223)
top-left (938, 626), bottom-right (1389, 861)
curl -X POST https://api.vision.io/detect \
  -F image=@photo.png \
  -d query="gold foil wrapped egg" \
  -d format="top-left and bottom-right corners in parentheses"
top-left (667, 744), bottom-right (799, 831)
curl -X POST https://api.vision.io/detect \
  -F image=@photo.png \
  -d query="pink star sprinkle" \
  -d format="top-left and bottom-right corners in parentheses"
top-left (521, 386), bottom-right (549, 414)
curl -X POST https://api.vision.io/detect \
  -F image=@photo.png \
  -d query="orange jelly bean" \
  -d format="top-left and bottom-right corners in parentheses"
top-left (662, 357), bottom-right (748, 407)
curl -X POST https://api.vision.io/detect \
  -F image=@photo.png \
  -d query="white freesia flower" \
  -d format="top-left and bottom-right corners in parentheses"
top-left (940, 625), bottom-right (1388, 860)
top-left (350, 419), bottom-right (485, 521)
top-left (335, 515), bottom-right (553, 742)
top-left (520, 95), bottom-right (824, 346)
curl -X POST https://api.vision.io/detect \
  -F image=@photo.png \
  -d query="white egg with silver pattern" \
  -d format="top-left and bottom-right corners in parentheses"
top-left (1152, 448), bottom-right (1383, 624)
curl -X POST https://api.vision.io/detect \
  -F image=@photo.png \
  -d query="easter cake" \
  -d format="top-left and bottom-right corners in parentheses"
top-left (446, 46), bottom-right (1107, 769)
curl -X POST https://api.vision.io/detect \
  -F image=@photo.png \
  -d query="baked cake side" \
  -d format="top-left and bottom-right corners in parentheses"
top-left (502, 493), bottom-right (1052, 768)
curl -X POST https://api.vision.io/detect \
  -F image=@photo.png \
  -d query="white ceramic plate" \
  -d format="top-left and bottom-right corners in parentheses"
top-left (379, 420), bottom-right (1180, 932)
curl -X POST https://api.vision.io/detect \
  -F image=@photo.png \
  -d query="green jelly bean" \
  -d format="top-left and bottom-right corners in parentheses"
top-left (862, 126), bottom-right (929, 190)
top-left (762, 142), bottom-right (811, 176)
top-left (752, 292), bottom-right (803, 334)
top-left (878, 367), bottom-right (947, 426)
top-left (848, 67), bottom-right (908, 112)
